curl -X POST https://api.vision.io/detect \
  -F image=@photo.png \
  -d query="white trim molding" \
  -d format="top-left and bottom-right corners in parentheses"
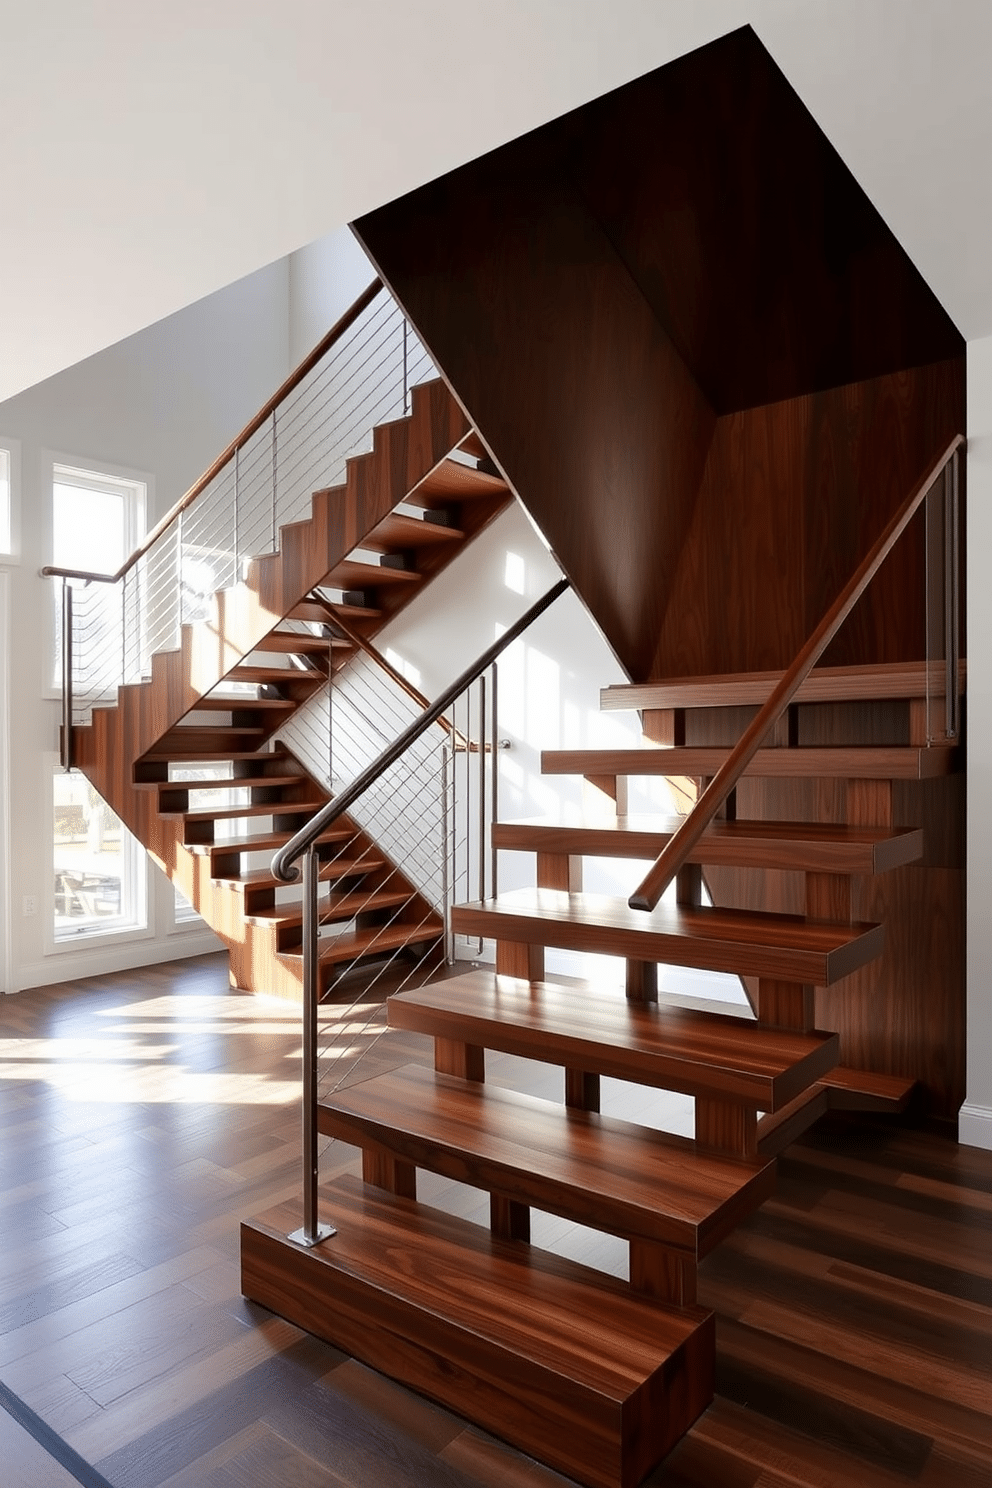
top-left (958, 1102), bottom-right (992, 1152)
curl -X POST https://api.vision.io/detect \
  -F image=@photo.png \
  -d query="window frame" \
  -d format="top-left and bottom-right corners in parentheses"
top-left (45, 451), bottom-right (153, 700)
top-left (48, 753), bottom-right (153, 952)
top-left (0, 435), bottom-right (21, 564)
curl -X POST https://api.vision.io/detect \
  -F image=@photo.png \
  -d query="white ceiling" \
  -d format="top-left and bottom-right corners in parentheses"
top-left (3, 0), bottom-right (991, 403)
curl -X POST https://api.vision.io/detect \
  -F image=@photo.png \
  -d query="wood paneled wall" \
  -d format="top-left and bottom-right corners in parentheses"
top-left (356, 158), bottom-right (717, 682)
top-left (354, 27), bottom-right (964, 684)
top-left (650, 359), bottom-right (965, 679)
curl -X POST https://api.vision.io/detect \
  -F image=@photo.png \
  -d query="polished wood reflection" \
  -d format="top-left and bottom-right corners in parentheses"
top-left (0, 955), bottom-right (988, 1486)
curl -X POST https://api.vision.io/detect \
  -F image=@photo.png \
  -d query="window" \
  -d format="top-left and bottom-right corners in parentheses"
top-left (0, 438), bottom-right (19, 559)
top-left (53, 768), bottom-right (147, 941)
top-left (50, 459), bottom-right (147, 692)
top-left (0, 448), bottom-right (10, 554)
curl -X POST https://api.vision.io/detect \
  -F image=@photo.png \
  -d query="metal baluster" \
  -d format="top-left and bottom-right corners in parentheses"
top-left (178, 508), bottom-right (185, 628)
top-left (442, 738), bottom-right (452, 963)
top-left (288, 844), bottom-right (335, 1249)
top-left (402, 318), bottom-right (409, 416)
top-left (234, 443), bottom-right (240, 585)
top-left (491, 662), bottom-right (499, 900)
top-left (61, 581), bottom-right (74, 770)
top-left (478, 675), bottom-right (486, 950)
top-left (946, 448), bottom-right (960, 739)
top-left (271, 410), bottom-right (278, 552)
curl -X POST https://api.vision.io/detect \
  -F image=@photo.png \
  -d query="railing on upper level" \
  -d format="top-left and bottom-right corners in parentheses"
top-left (272, 576), bottom-right (571, 1248)
top-left (42, 278), bottom-right (436, 766)
top-left (629, 435), bottom-right (965, 913)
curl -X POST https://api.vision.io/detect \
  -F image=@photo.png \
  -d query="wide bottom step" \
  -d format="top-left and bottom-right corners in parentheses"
top-left (241, 1172), bottom-right (714, 1488)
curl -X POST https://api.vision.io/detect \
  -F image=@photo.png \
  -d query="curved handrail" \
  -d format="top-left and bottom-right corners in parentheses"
top-left (272, 578), bottom-right (571, 883)
top-left (41, 277), bottom-right (385, 586)
top-left (628, 433), bottom-right (965, 913)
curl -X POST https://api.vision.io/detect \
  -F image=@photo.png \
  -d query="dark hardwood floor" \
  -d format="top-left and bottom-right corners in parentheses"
top-left (0, 954), bottom-right (988, 1487)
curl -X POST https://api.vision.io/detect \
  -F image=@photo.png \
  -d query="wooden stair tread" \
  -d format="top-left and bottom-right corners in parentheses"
top-left (360, 512), bottom-right (465, 550)
top-left (542, 745), bottom-right (958, 780)
top-left (157, 726), bottom-right (269, 745)
top-left (318, 601), bottom-right (381, 620)
top-left (139, 749), bottom-right (295, 765)
top-left (246, 887), bottom-right (412, 929)
top-left (198, 824), bottom-right (350, 856)
top-left (601, 659), bottom-right (968, 711)
top-left (229, 855), bottom-right (385, 890)
top-left (755, 1066), bottom-right (916, 1157)
top-left (225, 665), bottom-right (323, 684)
top-left (451, 888), bottom-right (884, 985)
top-left (819, 1065), bottom-right (916, 1110)
top-left (282, 919), bottom-right (443, 968)
top-left (137, 772), bottom-right (305, 795)
top-left (153, 773), bottom-right (307, 794)
top-left (184, 697), bottom-right (296, 712)
top-left (241, 1173), bottom-right (713, 1488)
top-left (493, 815), bottom-right (923, 874)
top-left (457, 430), bottom-right (490, 460)
top-left (252, 633), bottom-right (346, 654)
top-left (318, 1064), bottom-right (775, 1256)
top-left (405, 457), bottom-right (509, 506)
top-left (323, 558), bottom-right (422, 589)
top-left (388, 971), bottom-right (839, 1111)
top-left (170, 798), bottom-right (324, 824)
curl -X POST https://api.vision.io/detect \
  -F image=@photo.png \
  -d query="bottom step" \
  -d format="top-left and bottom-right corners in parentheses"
top-left (241, 1173), bottom-right (714, 1488)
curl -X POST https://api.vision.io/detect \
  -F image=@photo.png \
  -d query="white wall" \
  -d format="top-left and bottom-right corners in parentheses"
top-left (962, 335), bottom-right (992, 1149)
top-left (288, 228), bottom-right (378, 366)
top-left (0, 260), bottom-right (291, 992)
top-left (374, 500), bottom-right (748, 1010)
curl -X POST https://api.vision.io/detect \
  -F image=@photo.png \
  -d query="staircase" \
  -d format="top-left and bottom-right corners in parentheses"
top-left (242, 656), bottom-right (961, 1487)
top-left (69, 377), bottom-right (513, 1000)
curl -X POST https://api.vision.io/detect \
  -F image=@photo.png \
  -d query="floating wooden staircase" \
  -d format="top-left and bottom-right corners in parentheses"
top-left (244, 658), bottom-right (960, 1486)
top-left (70, 378), bottom-right (512, 1000)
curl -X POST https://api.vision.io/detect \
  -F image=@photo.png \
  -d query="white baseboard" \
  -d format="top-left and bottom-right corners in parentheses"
top-left (10, 929), bottom-right (225, 994)
top-left (958, 1101), bottom-right (992, 1151)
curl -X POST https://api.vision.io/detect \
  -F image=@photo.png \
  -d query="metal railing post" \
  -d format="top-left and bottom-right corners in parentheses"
top-left (402, 318), bottom-right (409, 416)
top-left (61, 581), bottom-right (74, 770)
top-left (288, 844), bottom-right (335, 1249)
top-left (491, 663), bottom-right (499, 899)
top-left (442, 739), bottom-right (452, 962)
top-left (234, 443), bottom-right (240, 584)
top-left (271, 409), bottom-right (278, 552)
top-left (946, 446), bottom-right (960, 739)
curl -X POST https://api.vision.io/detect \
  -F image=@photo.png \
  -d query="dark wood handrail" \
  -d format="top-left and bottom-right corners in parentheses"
top-left (628, 433), bottom-right (966, 913)
top-left (271, 578), bottom-right (570, 883)
top-left (42, 277), bottom-right (385, 586)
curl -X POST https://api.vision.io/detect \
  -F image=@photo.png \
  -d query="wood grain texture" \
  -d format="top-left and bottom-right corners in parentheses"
top-left (493, 815), bottom-right (924, 875)
top-left (1, 957), bottom-right (988, 1488)
top-left (388, 971), bottom-right (839, 1112)
top-left (317, 1064), bottom-right (776, 1258)
top-left (603, 660), bottom-right (968, 713)
top-left (354, 133), bottom-right (717, 684)
top-left (355, 29), bottom-right (963, 683)
top-left (650, 362), bottom-right (964, 680)
top-left (452, 889), bottom-right (884, 986)
top-left (242, 1175), bottom-right (715, 1488)
top-left (542, 745), bottom-right (958, 781)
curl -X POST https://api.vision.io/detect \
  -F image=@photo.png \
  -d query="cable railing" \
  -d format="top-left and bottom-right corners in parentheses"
top-left (273, 577), bottom-right (570, 1248)
top-left (43, 277), bottom-right (436, 766)
top-left (629, 435), bottom-right (965, 913)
